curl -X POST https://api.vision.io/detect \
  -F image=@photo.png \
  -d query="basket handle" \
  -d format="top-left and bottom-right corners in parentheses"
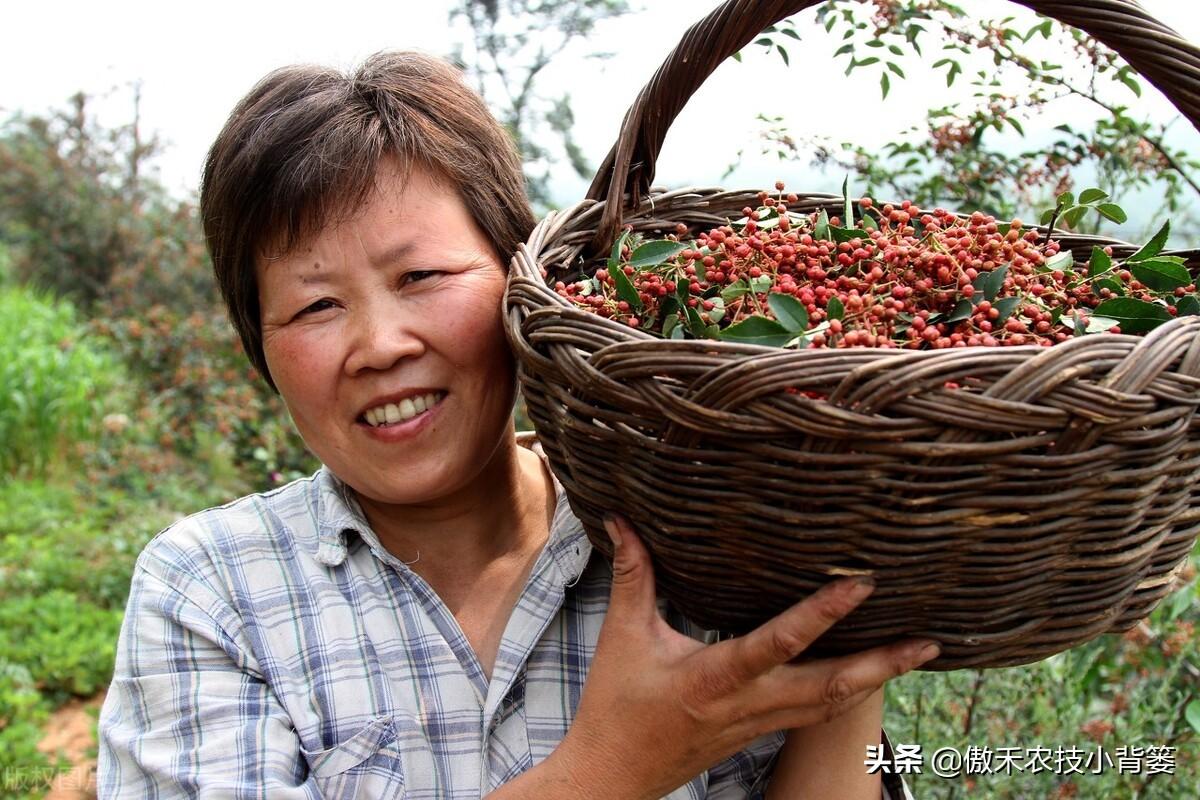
top-left (585, 0), bottom-right (1200, 254)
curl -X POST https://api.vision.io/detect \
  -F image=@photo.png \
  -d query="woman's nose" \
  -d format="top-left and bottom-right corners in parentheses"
top-left (343, 308), bottom-right (426, 375)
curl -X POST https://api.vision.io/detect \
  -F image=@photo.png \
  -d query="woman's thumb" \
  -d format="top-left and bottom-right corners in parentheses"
top-left (602, 514), bottom-right (657, 619)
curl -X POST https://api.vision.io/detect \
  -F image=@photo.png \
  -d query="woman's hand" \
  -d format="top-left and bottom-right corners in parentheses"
top-left (545, 513), bottom-right (940, 800)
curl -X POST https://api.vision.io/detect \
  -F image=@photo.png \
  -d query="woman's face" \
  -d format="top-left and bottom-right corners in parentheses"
top-left (257, 161), bottom-right (517, 505)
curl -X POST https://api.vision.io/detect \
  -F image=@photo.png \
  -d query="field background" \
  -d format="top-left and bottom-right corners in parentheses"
top-left (3, 1), bottom-right (1200, 797)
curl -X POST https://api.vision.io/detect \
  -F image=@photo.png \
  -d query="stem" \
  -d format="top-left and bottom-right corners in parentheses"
top-left (946, 670), bottom-right (987, 800)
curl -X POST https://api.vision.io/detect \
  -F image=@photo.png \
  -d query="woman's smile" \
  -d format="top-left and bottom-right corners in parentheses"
top-left (357, 389), bottom-right (449, 442)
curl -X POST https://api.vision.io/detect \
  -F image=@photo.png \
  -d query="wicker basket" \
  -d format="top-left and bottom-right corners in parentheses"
top-left (503, 0), bottom-right (1200, 669)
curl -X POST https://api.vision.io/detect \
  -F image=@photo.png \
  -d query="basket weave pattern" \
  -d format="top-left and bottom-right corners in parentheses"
top-left (504, 2), bottom-right (1200, 669)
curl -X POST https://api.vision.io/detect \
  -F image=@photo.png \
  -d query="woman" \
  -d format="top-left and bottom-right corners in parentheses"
top-left (98, 51), bottom-right (936, 799)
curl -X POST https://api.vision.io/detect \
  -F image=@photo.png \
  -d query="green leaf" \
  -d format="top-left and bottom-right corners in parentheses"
top-left (1117, 66), bottom-right (1142, 97)
top-left (1044, 250), bottom-right (1074, 272)
top-left (1040, 207), bottom-right (1057, 226)
top-left (1188, 701), bottom-right (1200, 735)
top-left (835, 43), bottom-right (854, 57)
top-left (669, 322), bottom-right (686, 339)
top-left (842, 176), bottom-right (854, 229)
top-left (1097, 203), bottom-right (1127, 224)
top-left (628, 240), bottom-right (688, 269)
top-left (887, 61), bottom-right (904, 78)
top-left (768, 293), bottom-right (809, 333)
top-left (750, 275), bottom-right (774, 294)
top-left (1078, 188), bottom-right (1108, 204)
top-left (946, 299), bottom-right (973, 325)
top-left (830, 226), bottom-right (870, 243)
top-left (993, 296), bottom-right (1021, 324)
top-left (685, 305), bottom-right (709, 338)
top-left (1128, 220), bottom-right (1170, 262)
top-left (1131, 259), bottom-right (1191, 291)
top-left (1085, 315), bottom-right (1119, 334)
top-left (1064, 205), bottom-right (1088, 229)
top-left (662, 313), bottom-right (680, 338)
top-left (1093, 298), bottom-right (1172, 334)
top-left (1165, 584), bottom-right (1193, 622)
top-left (610, 264), bottom-right (642, 311)
top-left (1073, 311), bottom-right (1087, 337)
top-left (827, 296), bottom-right (845, 321)
top-left (1177, 295), bottom-right (1200, 316)
top-left (718, 316), bottom-right (794, 347)
top-left (983, 265), bottom-right (1008, 302)
top-left (776, 45), bottom-right (790, 67)
top-left (814, 209), bottom-right (831, 241)
top-left (721, 279), bottom-right (750, 303)
top-left (1007, 117), bottom-right (1025, 136)
top-left (708, 296), bottom-right (726, 324)
top-left (1057, 191), bottom-right (1075, 208)
top-left (946, 61), bottom-right (961, 86)
top-left (1088, 246), bottom-right (1112, 281)
top-left (860, 212), bottom-right (878, 231)
top-left (881, 72), bottom-right (891, 99)
top-left (609, 229), bottom-right (631, 268)
top-left (1094, 278), bottom-right (1125, 297)
top-left (578, 278), bottom-right (594, 297)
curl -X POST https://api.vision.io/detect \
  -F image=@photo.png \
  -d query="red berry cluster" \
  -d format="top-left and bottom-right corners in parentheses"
top-left (553, 183), bottom-right (1190, 350)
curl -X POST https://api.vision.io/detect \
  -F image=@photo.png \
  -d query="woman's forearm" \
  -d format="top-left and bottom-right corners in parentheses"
top-left (765, 689), bottom-right (885, 800)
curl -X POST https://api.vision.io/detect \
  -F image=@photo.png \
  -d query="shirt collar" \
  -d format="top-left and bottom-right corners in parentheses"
top-left (312, 465), bottom-right (370, 567)
top-left (309, 450), bottom-right (594, 586)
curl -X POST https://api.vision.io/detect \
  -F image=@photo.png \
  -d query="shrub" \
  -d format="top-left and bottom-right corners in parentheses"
top-left (0, 480), bottom-right (158, 610)
top-left (0, 662), bottom-right (53, 799)
top-left (0, 591), bottom-right (123, 705)
top-left (0, 286), bottom-right (124, 477)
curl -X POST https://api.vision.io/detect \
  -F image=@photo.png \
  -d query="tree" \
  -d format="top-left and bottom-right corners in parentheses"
top-left (0, 91), bottom-right (219, 315)
top-left (448, 0), bottom-right (632, 211)
top-left (744, 1), bottom-right (1200, 237)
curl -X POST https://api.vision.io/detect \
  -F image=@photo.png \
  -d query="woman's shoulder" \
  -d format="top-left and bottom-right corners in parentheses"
top-left (133, 468), bottom-right (336, 594)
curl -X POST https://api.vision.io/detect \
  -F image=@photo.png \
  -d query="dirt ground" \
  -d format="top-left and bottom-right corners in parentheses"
top-left (37, 692), bottom-right (104, 800)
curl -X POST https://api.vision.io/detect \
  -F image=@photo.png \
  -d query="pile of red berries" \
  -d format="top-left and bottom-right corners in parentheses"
top-left (553, 183), bottom-right (1192, 349)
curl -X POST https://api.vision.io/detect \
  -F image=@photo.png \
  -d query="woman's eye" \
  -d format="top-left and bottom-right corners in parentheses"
top-left (403, 270), bottom-right (439, 285)
top-left (297, 299), bottom-right (336, 316)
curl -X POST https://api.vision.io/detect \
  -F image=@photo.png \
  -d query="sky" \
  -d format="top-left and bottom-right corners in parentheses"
top-left (4, 0), bottom-right (1199, 220)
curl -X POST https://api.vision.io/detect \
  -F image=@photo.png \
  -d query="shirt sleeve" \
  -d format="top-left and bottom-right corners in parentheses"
top-left (97, 530), bottom-right (319, 799)
top-left (702, 730), bottom-right (787, 799)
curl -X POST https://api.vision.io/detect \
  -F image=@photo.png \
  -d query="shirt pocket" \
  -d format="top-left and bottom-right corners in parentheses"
top-left (300, 714), bottom-right (406, 799)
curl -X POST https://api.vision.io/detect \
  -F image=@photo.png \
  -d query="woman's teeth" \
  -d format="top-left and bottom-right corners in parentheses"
top-left (363, 391), bottom-right (445, 427)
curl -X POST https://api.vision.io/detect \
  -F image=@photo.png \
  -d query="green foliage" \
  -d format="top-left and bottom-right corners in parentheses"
top-left (0, 662), bottom-right (54, 800)
top-left (746, 2), bottom-right (1199, 237)
top-left (886, 566), bottom-right (1200, 798)
top-left (92, 304), bottom-right (316, 487)
top-left (0, 286), bottom-right (125, 477)
top-left (0, 480), bottom-right (157, 610)
top-left (0, 591), bottom-right (123, 705)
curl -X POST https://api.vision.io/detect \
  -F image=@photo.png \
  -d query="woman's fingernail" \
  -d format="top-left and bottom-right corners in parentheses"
top-left (602, 515), bottom-right (623, 548)
top-left (914, 641), bottom-right (941, 662)
top-left (849, 576), bottom-right (875, 598)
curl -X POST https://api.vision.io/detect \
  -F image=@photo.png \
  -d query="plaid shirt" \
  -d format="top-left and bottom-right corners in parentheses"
top-left (98, 436), bottom-right (913, 799)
